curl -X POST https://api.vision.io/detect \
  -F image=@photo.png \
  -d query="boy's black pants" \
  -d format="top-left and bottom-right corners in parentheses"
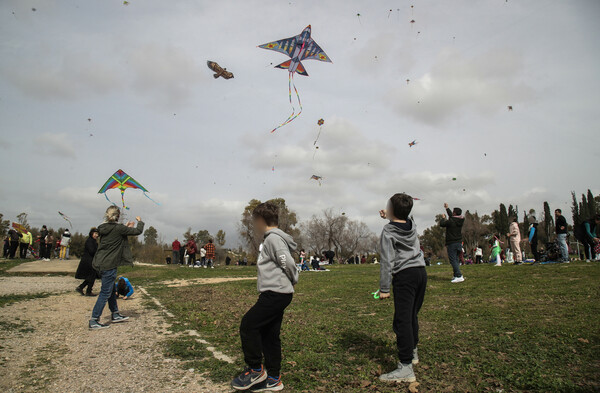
top-left (393, 267), bottom-right (427, 364)
top-left (240, 291), bottom-right (293, 377)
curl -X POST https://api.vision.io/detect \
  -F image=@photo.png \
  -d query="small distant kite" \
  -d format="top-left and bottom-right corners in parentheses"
top-left (87, 118), bottom-right (92, 122)
top-left (452, 177), bottom-right (457, 181)
top-left (406, 79), bottom-right (410, 84)
top-left (408, 140), bottom-right (418, 147)
top-left (259, 25), bottom-right (331, 132)
top-left (356, 13), bottom-right (362, 25)
top-left (58, 211), bottom-right (73, 229)
top-left (310, 175), bottom-right (323, 186)
top-left (314, 118), bottom-right (325, 145)
top-left (98, 169), bottom-right (159, 210)
top-left (410, 19), bottom-right (415, 24)
top-left (123, 1), bottom-right (129, 5)
top-left (507, 106), bottom-right (513, 111)
top-left (387, 9), bottom-right (392, 18)
top-left (207, 61), bottom-right (234, 80)
top-left (317, 118), bottom-right (324, 126)
top-left (31, 7), bottom-right (36, 11)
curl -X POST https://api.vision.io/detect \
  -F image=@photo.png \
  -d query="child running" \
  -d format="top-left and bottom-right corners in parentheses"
top-left (378, 193), bottom-right (427, 383)
top-left (231, 202), bottom-right (298, 392)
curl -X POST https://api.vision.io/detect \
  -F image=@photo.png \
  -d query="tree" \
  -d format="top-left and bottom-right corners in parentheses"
top-left (16, 212), bottom-right (29, 228)
top-left (0, 214), bottom-right (9, 236)
top-left (195, 229), bottom-right (211, 246)
top-left (543, 201), bottom-right (554, 242)
top-left (183, 227), bottom-right (194, 242)
top-left (571, 191), bottom-right (581, 226)
top-left (419, 215), bottom-right (447, 259)
top-left (508, 205), bottom-right (517, 221)
top-left (144, 226), bottom-right (158, 245)
top-left (587, 189), bottom-right (597, 216)
top-left (215, 230), bottom-right (226, 247)
top-left (492, 204), bottom-right (509, 237)
top-left (580, 194), bottom-right (589, 221)
top-left (239, 198), bottom-right (299, 260)
top-left (462, 211), bottom-right (488, 255)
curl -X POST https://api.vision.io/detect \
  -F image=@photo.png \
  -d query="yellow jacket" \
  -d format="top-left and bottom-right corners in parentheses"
top-left (20, 231), bottom-right (32, 245)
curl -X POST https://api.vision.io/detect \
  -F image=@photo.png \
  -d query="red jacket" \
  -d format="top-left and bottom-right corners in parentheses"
top-left (172, 240), bottom-right (181, 251)
top-left (186, 240), bottom-right (197, 254)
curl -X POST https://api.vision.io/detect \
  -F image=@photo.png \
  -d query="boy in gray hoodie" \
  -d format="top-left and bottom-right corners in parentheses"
top-left (231, 202), bottom-right (298, 392)
top-left (378, 193), bottom-right (427, 384)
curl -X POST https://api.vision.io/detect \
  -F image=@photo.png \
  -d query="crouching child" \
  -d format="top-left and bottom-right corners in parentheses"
top-left (378, 193), bottom-right (427, 383)
top-left (231, 202), bottom-right (299, 392)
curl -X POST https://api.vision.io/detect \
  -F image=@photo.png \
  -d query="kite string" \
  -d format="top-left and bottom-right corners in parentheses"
top-left (271, 73), bottom-right (303, 133)
top-left (143, 192), bottom-right (161, 206)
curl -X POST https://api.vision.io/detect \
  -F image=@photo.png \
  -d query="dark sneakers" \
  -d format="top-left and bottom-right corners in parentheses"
top-left (231, 366), bottom-right (267, 390)
top-left (76, 287), bottom-right (84, 296)
top-left (250, 376), bottom-right (284, 392)
top-left (89, 319), bottom-right (110, 330)
top-left (111, 313), bottom-right (130, 323)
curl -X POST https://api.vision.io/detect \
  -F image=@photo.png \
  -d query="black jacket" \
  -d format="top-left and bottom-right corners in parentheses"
top-left (555, 215), bottom-right (568, 235)
top-left (440, 208), bottom-right (464, 245)
top-left (75, 236), bottom-right (98, 280)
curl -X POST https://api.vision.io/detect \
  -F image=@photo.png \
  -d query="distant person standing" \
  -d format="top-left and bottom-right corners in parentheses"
top-left (474, 246), bottom-right (483, 264)
top-left (528, 218), bottom-right (540, 262)
top-left (39, 225), bottom-right (48, 260)
top-left (204, 239), bottom-right (216, 269)
top-left (225, 254), bottom-right (232, 266)
top-left (7, 229), bottom-right (20, 259)
top-left (3, 236), bottom-right (9, 258)
top-left (555, 209), bottom-right (569, 262)
top-left (75, 228), bottom-right (100, 296)
top-left (507, 218), bottom-right (522, 264)
top-left (172, 238), bottom-right (181, 265)
top-left (19, 230), bottom-right (32, 259)
top-left (440, 203), bottom-right (465, 283)
top-left (186, 238), bottom-right (197, 267)
top-left (59, 229), bottom-right (71, 260)
top-left (44, 232), bottom-right (54, 261)
top-left (574, 214), bottom-right (599, 261)
top-left (199, 246), bottom-right (207, 267)
top-left (89, 206), bottom-right (144, 329)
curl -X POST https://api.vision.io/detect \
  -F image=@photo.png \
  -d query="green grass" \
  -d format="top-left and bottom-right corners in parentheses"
top-left (142, 262), bottom-right (600, 393)
top-left (0, 292), bottom-right (53, 308)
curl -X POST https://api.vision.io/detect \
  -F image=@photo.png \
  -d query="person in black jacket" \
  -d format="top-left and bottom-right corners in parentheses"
top-left (555, 209), bottom-right (569, 262)
top-left (38, 225), bottom-right (48, 260)
top-left (574, 214), bottom-right (600, 261)
top-left (75, 228), bottom-right (100, 296)
top-left (439, 203), bottom-right (465, 283)
top-left (528, 218), bottom-right (540, 261)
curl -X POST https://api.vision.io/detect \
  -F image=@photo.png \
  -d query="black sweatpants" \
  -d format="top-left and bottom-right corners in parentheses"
top-left (393, 267), bottom-right (427, 364)
top-left (8, 241), bottom-right (19, 259)
top-left (240, 291), bottom-right (293, 377)
top-left (531, 241), bottom-right (540, 261)
top-left (78, 278), bottom-right (96, 294)
top-left (19, 243), bottom-right (28, 259)
top-left (576, 235), bottom-right (596, 260)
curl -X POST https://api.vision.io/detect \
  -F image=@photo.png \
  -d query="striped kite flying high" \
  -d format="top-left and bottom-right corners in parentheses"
top-left (98, 169), bottom-right (159, 209)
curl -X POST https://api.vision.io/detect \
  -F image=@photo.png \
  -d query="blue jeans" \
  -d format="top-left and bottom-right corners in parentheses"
top-left (557, 234), bottom-right (568, 261)
top-left (91, 268), bottom-right (118, 320)
top-left (447, 242), bottom-right (463, 277)
top-left (172, 250), bottom-right (179, 264)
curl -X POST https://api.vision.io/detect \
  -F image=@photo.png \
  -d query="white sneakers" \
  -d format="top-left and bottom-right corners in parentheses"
top-left (451, 276), bottom-right (465, 283)
top-left (495, 263), bottom-right (502, 267)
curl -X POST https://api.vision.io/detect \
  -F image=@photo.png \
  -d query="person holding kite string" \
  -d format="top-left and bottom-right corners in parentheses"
top-left (88, 206), bottom-right (144, 330)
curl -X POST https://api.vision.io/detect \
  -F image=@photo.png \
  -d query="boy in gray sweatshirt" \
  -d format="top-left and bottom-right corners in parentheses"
top-left (231, 202), bottom-right (298, 392)
top-left (378, 193), bottom-right (427, 384)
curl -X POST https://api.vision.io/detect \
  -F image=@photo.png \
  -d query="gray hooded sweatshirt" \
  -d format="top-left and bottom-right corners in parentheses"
top-left (379, 220), bottom-right (426, 293)
top-left (257, 228), bottom-right (299, 294)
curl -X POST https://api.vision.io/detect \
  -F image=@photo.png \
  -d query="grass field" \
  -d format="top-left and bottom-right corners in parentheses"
top-left (115, 261), bottom-right (600, 393)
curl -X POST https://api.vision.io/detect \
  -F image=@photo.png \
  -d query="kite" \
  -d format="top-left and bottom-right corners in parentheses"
top-left (11, 222), bottom-right (28, 234)
top-left (123, 1), bottom-right (129, 5)
top-left (310, 175), bottom-right (323, 186)
top-left (507, 106), bottom-right (513, 111)
top-left (259, 25), bottom-right (332, 133)
top-left (356, 13), bottom-right (362, 25)
top-left (388, 9), bottom-right (392, 18)
top-left (98, 169), bottom-right (159, 210)
top-left (58, 211), bottom-right (73, 229)
top-left (207, 61), bottom-right (234, 80)
top-left (408, 140), bottom-right (418, 147)
top-left (314, 118), bottom-right (324, 145)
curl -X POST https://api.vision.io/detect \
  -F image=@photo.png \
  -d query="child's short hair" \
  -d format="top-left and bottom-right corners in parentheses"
top-left (252, 202), bottom-right (279, 226)
top-left (117, 278), bottom-right (127, 296)
top-left (389, 193), bottom-right (413, 220)
top-left (453, 207), bottom-right (462, 216)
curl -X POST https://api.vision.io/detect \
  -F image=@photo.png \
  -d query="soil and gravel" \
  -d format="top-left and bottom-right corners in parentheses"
top-left (0, 275), bottom-right (231, 393)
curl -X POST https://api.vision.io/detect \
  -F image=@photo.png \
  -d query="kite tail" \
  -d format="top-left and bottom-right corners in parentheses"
top-left (121, 191), bottom-right (130, 210)
top-left (104, 193), bottom-right (119, 208)
top-left (143, 192), bottom-right (161, 206)
top-left (271, 73), bottom-right (303, 133)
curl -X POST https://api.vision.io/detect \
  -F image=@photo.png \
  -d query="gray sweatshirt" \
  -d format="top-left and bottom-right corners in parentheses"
top-left (257, 228), bottom-right (299, 294)
top-left (379, 220), bottom-right (426, 293)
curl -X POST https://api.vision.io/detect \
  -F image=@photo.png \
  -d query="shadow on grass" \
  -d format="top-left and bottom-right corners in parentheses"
top-left (336, 329), bottom-right (396, 367)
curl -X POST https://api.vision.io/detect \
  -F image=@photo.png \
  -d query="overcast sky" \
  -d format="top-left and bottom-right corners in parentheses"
top-left (1, 0), bottom-right (598, 246)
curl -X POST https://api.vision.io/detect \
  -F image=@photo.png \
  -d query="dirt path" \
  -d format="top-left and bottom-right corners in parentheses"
top-left (0, 278), bottom-right (230, 393)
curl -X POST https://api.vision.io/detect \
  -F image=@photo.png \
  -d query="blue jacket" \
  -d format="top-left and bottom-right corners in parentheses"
top-left (115, 277), bottom-right (134, 297)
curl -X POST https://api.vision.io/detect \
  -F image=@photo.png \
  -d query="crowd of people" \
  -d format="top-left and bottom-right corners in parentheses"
top-left (169, 237), bottom-right (217, 268)
top-left (2, 225), bottom-right (74, 262)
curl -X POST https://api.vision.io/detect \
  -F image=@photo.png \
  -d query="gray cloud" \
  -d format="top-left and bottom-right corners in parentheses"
top-left (33, 133), bottom-right (76, 158)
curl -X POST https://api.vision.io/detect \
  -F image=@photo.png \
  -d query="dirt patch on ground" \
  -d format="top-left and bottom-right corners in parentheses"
top-left (160, 277), bottom-right (256, 287)
top-left (7, 259), bottom-right (79, 274)
top-left (0, 276), bottom-right (80, 296)
top-left (0, 278), bottom-right (230, 393)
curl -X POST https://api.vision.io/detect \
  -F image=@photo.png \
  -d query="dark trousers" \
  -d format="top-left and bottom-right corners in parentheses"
top-left (577, 236), bottom-right (595, 260)
top-left (78, 278), bottom-right (96, 294)
top-left (45, 245), bottom-right (52, 259)
top-left (475, 255), bottom-right (482, 264)
top-left (393, 267), bottom-right (427, 364)
top-left (39, 243), bottom-right (46, 259)
top-left (531, 241), bottom-right (540, 261)
top-left (19, 243), bottom-right (28, 259)
top-left (8, 241), bottom-right (19, 258)
top-left (447, 242), bottom-right (462, 277)
top-left (240, 291), bottom-right (293, 377)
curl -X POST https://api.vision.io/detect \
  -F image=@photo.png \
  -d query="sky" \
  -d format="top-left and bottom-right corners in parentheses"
top-left (1, 0), bottom-right (599, 247)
